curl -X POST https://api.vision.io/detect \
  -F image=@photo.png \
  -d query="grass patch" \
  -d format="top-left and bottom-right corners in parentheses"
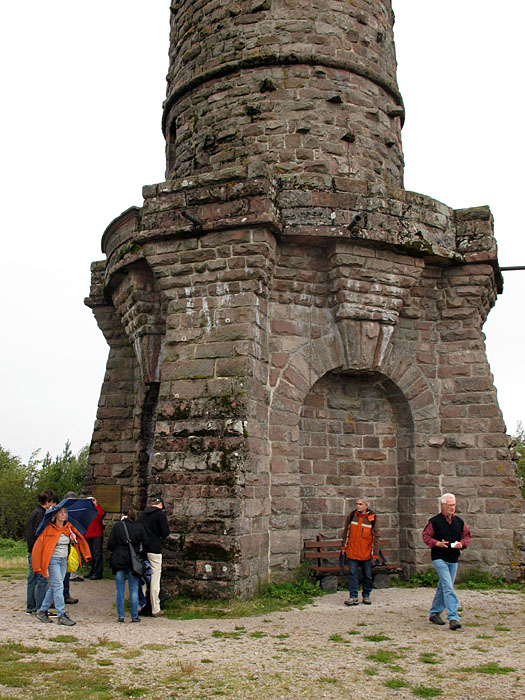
top-left (49, 635), bottom-right (78, 643)
top-left (0, 539), bottom-right (27, 577)
top-left (211, 629), bottom-right (245, 640)
top-left (94, 637), bottom-right (123, 650)
top-left (117, 650), bottom-right (142, 659)
top-left (329, 633), bottom-right (349, 644)
top-left (392, 569), bottom-right (438, 587)
top-left (393, 566), bottom-right (525, 592)
top-left (0, 538), bottom-right (26, 558)
top-left (364, 667), bottom-right (378, 676)
top-left (114, 686), bottom-right (148, 697)
top-left (459, 662), bottom-right (516, 674)
top-left (412, 685), bottom-right (443, 697)
top-left (367, 649), bottom-right (401, 664)
top-left (164, 571), bottom-right (323, 620)
top-left (140, 643), bottom-right (170, 651)
top-left (385, 678), bottom-right (410, 688)
top-left (494, 624), bottom-right (511, 632)
top-left (363, 634), bottom-right (391, 642)
top-left (419, 652), bottom-right (439, 665)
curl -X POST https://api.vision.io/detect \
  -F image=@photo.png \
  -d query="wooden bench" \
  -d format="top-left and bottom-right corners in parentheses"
top-left (303, 536), bottom-right (402, 591)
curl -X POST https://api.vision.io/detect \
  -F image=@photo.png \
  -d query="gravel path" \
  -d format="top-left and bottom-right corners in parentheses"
top-left (1, 574), bottom-right (524, 699)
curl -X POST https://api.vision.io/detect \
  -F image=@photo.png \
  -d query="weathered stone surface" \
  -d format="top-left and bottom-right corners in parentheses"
top-left (84, 0), bottom-right (524, 596)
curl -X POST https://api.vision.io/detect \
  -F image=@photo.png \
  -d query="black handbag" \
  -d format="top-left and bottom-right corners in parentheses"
top-left (121, 520), bottom-right (146, 578)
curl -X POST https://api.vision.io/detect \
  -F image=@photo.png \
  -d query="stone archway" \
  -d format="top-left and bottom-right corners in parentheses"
top-left (267, 330), bottom-right (432, 577)
top-left (299, 371), bottom-right (414, 565)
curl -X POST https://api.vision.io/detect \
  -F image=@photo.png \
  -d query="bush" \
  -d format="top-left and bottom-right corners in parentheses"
top-left (0, 538), bottom-right (26, 559)
top-left (392, 568), bottom-right (438, 588)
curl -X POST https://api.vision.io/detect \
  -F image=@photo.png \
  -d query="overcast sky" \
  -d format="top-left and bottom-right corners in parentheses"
top-left (1, 1), bottom-right (524, 464)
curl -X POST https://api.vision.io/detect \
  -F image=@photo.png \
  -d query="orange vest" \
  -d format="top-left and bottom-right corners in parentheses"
top-left (342, 511), bottom-right (376, 561)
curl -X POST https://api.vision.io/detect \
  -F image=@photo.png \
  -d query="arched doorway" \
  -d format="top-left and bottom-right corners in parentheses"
top-left (299, 371), bottom-right (415, 564)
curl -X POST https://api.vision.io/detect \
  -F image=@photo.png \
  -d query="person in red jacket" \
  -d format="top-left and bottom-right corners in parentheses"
top-left (340, 498), bottom-right (380, 606)
top-left (84, 497), bottom-right (105, 580)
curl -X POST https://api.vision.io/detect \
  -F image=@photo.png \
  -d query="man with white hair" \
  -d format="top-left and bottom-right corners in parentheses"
top-left (422, 493), bottom-right (471, 630)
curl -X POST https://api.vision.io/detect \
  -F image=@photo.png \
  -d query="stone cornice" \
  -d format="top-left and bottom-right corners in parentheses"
top-left (162, 52), bottom-right (405, 132)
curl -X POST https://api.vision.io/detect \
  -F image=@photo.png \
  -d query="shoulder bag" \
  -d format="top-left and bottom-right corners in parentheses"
top-left (121, 520), bottom-right (146, 578)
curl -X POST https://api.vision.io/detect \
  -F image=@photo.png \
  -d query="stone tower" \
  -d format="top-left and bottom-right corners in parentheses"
top-left (85, 0), bottom-right (524, 596)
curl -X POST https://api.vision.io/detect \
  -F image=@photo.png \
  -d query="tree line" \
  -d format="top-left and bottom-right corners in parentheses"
top-left (0, 441), bottom-right (87, 541)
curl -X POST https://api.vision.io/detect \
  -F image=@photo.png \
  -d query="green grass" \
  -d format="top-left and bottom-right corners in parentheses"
top-left (329, 633), bottom-right (349, 643)
top-left (419, 652), bottom-right (439, 664)
top-left (494, 624), bottom-right (512, 632)
top-left (0, 538), bottom-right (26, 577)
top-left (164, 573), bottom-right (323, 620)
top-left (412, 685), bottom-right (443, 697)
top-left (459, 662), bottom-right (516, 674)
top-left (140, 643), bottom-right (170, 651)
top-left (49, 635), bottom-right (78, 644)
top-left (384, 678), bottom-right (410, 689)
top-left (394, 566), bottom-right (525, 592)
top-left (363, 634), bottom-right (391, 642)
top-left (367, 649), bottom-right (401, 664)
top-left (0, 538), bottom-right (26, 558)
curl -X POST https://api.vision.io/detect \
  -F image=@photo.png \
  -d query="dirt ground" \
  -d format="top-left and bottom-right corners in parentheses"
top-left (0, 574), bottom-right (524, 699)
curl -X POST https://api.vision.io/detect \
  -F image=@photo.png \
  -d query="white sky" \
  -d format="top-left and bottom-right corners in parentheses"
top-left (1, 1), bottom-right (524, 464)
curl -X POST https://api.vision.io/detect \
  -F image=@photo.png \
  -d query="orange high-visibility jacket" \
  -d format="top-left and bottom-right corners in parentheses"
top-left (341, 509), bottom-right (380, 561)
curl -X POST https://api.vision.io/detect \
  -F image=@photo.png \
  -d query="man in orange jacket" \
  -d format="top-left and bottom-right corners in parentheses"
top-left (341, 498), bottom-right (380, 606)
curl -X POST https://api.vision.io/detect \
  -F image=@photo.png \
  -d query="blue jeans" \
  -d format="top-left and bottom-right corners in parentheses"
top-left (27, 553), bottom-right (48, 612)
top-left (430, 559), bottom-right (459, 621)
top-left (115, 569), bottom-right (139, 620)
top-left (348, 558), bottom-right (373, 599)
top-left (39, 555), bottom-right (68, 617)
top-left (63, 572), bottom-right (70, 599)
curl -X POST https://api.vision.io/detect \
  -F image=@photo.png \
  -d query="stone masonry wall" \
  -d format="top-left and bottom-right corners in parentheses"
top-left (85, 0), bottom-right (525, 597)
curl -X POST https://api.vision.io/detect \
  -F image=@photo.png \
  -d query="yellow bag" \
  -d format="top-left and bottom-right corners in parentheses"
top-left (67, 546), bottom-right (80, 573)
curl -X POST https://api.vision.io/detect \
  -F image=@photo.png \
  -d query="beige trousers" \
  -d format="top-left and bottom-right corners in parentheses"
top-left (147, 552), bottom-right (162, 615)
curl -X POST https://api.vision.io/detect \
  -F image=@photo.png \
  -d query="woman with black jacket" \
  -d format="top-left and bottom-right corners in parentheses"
top-left (107, 509), bottom-right (150, 623)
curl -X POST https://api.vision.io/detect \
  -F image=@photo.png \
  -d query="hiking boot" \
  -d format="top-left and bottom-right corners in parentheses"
top-left (64, 596), bottom-right (78, 604)
top-left (151, 611), bottom-right (165, 617)
top-left (362, 596), bottom-right (371, 605)
top-left (131, 617), bottom-right (141, 623)
top-left (118, 618), bottom-right (125, 623)
top-left (25, 609), bottom-right (36, 616)
top-left (57, 613), bottom-right (76, 626)
top-left (449, 619), bottom-right (461, 630)
top-left (344, 597), bottom-right (359, 606)
top-left (429, 614), bottom-right (446, 626)
top-left (36, 610), bottom-right (53, 624)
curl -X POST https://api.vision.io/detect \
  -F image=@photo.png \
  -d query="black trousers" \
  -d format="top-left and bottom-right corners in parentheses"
top-left (87, 536), bottom-right (104, 578)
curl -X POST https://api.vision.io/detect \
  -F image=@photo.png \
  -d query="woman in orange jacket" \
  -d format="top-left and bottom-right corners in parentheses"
top-left (32, 506), bottom-right (91, 626)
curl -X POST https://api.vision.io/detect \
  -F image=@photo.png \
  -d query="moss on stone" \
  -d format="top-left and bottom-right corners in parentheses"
top-left (184, 541), bottom-right (239, 562)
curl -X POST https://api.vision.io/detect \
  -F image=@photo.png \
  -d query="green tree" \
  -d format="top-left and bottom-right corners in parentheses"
top-left (511, 423), bottom-right (525, 499)
top-left (0, 442), bottom-right (89, 540)
top-left (0, 446), bottom-right (34, 539)
top-left (34, 441), bottom-right (88, 499)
